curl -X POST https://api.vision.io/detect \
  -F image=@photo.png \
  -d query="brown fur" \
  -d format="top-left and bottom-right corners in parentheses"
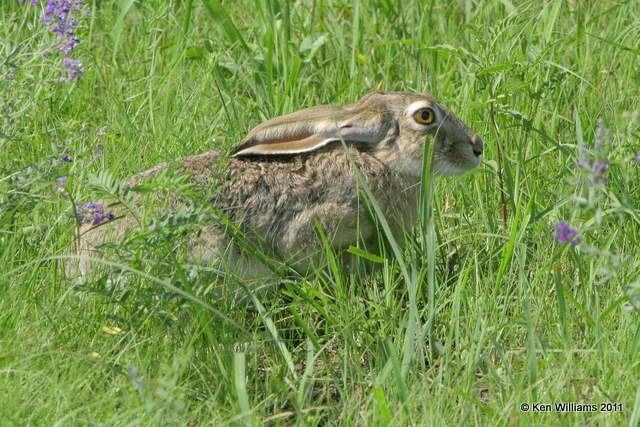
top-left (68, 92), bottom-right (483, 279)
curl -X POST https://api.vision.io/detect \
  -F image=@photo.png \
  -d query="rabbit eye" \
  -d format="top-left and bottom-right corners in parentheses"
top-left (413, 108), bottom-right (435, 125)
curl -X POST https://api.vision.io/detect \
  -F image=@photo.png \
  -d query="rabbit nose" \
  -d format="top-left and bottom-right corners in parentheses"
top-left (471, 134), bottom-right (483, 157)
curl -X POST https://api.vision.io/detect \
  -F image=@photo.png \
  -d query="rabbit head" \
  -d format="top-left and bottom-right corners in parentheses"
top-left (232, 91), bottom-right (483, 177)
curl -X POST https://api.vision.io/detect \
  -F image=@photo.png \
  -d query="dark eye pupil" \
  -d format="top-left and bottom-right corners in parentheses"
top-left (421, 110), bottom-right (431, 121)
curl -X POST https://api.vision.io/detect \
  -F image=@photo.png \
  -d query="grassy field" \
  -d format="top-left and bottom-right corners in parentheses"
top-left (1, 0), bottom-right (640, 425)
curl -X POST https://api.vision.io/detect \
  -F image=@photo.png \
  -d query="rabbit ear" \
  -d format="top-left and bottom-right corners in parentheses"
top-left (231, 103), bottom-right (390, 157)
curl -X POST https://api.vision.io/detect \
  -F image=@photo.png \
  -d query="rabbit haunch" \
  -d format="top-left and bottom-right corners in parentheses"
top-left (68, 91), bottom-right (483, 278)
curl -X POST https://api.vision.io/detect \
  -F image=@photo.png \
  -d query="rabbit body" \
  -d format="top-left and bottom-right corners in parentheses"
top-left (69, 92), bottom-right (483, 279)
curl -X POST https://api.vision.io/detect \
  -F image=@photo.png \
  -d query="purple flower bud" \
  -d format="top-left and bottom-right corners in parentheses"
top-left (554, 221), bottom-right (582, 246)
top-left (56, 176), bottom-right (67, 185)
top-left (44, 1), bottom-right (56, 25)
top-left (63, 37), bottom-right (79, 54)
top-left (63, 57), bottom-right (83, 80)
top-left (61, 155), bottom-right (72, 162)
top-left (575, 119), bottom-right (610, 187)
top-left (592, 158), bottom-right (609, 175)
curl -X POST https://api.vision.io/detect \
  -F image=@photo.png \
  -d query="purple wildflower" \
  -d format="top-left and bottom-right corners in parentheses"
top-left (56, 176), bottom-right (67, 185)
top-left (42, 0), bottom-right (85, 81)
top-left (554, 221), bottom-right (582, 246)
top-left (61, 155), bottom-right (72, 162)
top-left (635, 152), bottom-right (640, 162)
top-left (77, 202), bottom-right (115, 226)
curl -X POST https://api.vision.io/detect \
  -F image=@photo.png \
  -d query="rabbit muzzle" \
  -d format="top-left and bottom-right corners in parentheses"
top-left (431, 113), bottom-right (484, 176)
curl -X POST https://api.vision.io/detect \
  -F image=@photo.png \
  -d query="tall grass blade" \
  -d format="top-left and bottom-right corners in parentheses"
top-left (182, 0), bottom-right (194, 35)
top-left (111, 0), bottom-right (136, 63)
top-left (543, 0), bottom-right (562, 44)
top-left (554, 270), bottom-right (569, 344)
top-left (520, 243), bottom-right (537, 398)
top-left (243, 285), bottom-right (298, 380)
top-left (631, 384), bottom-right (640, 427)
top-left (233, 352), bottom-right (253, 427)
top-left (201, 0), bottom-right (251, 54)
top-left (419, 132), bottom-right (437, 361)
top-left (384, 338), bottom-right (409, 403)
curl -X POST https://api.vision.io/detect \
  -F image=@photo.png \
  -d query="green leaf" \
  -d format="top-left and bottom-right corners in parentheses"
top-left (347, 245), bottom-right (384, 264)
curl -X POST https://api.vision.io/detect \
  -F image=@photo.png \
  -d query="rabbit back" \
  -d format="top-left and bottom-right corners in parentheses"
top-left (215, 146), bottom-right (418, 272)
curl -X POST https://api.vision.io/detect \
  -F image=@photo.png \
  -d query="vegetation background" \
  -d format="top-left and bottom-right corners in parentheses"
top-left (1, 0), bottom-right (639, 425)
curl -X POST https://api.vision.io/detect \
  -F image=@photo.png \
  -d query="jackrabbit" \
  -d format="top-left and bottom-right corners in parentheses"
top-left (69, 91), bottom-right (483, 278)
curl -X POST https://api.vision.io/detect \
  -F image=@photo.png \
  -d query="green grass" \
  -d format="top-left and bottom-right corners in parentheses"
top-left (2, 0), bottom-right (640, 425)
